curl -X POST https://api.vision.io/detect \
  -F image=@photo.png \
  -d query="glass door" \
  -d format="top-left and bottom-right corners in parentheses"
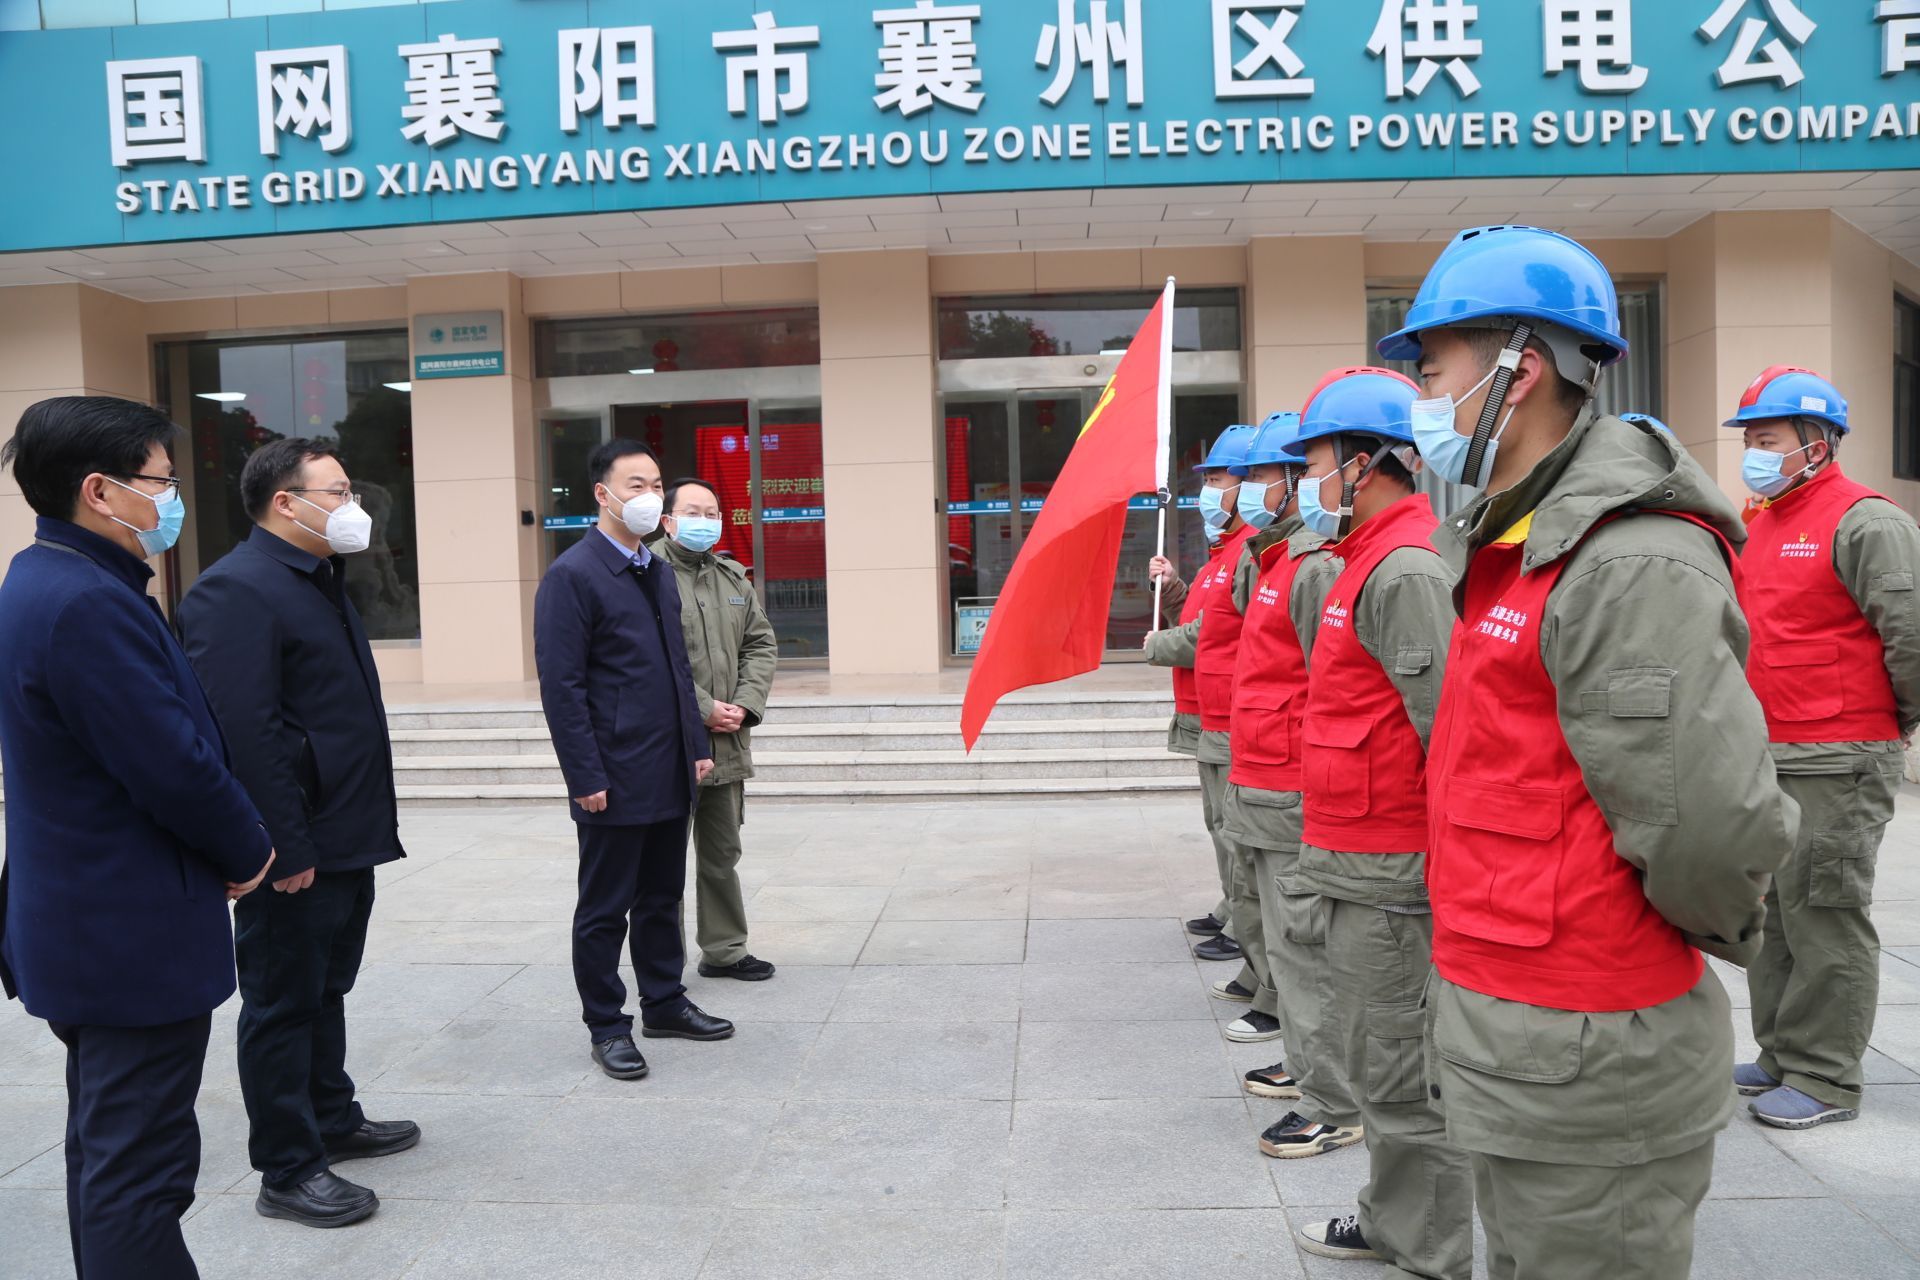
top-left (757, 406), bottom-right (828, 659)
top-left (943, 397), bottom-right (1016, 656)
top-left (539, 410), bottom-right (608, 564)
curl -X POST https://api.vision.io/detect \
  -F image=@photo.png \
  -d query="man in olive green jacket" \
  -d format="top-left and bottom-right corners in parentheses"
top-left (650, 478), bottom-right (779, 981)
top-left (1385, 225), bottom-right (1796, 1280)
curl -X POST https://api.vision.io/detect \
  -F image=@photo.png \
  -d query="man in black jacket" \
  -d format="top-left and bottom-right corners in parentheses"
top-left (177, 438), bottom-right (415, 1230)
top-left (535, 438), bottom-right (729, 1082)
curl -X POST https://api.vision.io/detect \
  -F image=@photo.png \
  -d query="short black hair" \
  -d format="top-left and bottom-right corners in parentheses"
top-left (588, 438), bottom-right (657, 489)
top-left (665, 476), bottom-right (720, 512)
top-left (0, 396), bottom-right (178, 519)
top-left (240, 437), bottom-right (339, 520)
top-left (1340, 435), bottom-right (1416, 489)
top-left (1462, 328), bottom-right (1588, 419)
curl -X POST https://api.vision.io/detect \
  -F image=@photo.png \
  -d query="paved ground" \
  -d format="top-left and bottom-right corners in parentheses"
top-left (3, 794), bottom-right (1920, 1278)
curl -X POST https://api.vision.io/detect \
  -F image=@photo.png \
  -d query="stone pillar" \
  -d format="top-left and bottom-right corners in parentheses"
top-left (1246, 236), bottom-right (1368, 417)
top-left (406, 272), bottom-right (540, 684)
top-left (816, 248), bottom-right (943, 676)
top-left (0, 283), bottom-right (151, 586)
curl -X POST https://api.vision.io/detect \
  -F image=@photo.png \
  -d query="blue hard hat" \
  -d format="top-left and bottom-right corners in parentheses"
top-left (1723, 365), bottom-right (1849, 434)
top-left (1241, 411), bottom-right (1303, 467)
top-left (1620, 412), bottom-right (1672, 434)
top-left (1194, 423), bottom-right (1258, 474)
top-left (1376, 225), bottom-right (1628, 372)
top-left (1283, 368), bottom-right (1420, 458)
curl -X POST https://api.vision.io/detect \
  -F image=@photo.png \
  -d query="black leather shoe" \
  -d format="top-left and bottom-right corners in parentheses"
top-left (255, 1170), bottom-right (378, 1229)
top-left (1185, 913), bottom-right (1226, 937)
top-left (642, 1001), bottom-right (735, 1041)
top-left (324, 1118), bottom-right (421, 1163)
top-left (697, 954), bottom-right (776, 982)
top-left (1193, 934), bottom-right (1243, 962)
top-left (591, 1034), bottom-right (650, 1079)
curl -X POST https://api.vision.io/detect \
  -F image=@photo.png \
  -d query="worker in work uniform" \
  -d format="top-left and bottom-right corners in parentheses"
top-left (1727, 366), bottom-right (1920, 1130)
top-left (1384, 225), bottom-right (1796, 1279)
top-left (649, 477), bottom-right (780, 982)
top-left (1147, 425), bottom-right (1261, 985)
top-left (1215, 410), bottom-right (1365, 1157)
top-left (1284, 367), bottom-right (1472, 1277)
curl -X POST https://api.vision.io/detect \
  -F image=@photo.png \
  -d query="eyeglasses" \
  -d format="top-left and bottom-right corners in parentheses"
top-left (287, 487), bottom-right (355, 504)
top-left (114, 473), bottom-right (181, 495)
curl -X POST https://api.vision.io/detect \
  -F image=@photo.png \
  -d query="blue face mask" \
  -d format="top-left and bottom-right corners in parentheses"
top-left (1236, 479), bottom-right (1276, 530)
top-left (1295, 464), bottom-right (1353, 539)
top-left (1411, 364), bottom-right (1511, 489)
top-left (672, 515), bottom-right (723, 553)
top-left (1202, 522), bottom-right (1222, 547)
top-left (1197, 483), bottom-right (1236, 531)
top-left (106, 476), bottom-right (185, 557)
top-left (1742, 445), bottom-right (1814, 499)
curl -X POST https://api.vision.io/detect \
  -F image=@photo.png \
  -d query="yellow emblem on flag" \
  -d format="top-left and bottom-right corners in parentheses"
top-left (1078, 374), bottom-right (1119, 438)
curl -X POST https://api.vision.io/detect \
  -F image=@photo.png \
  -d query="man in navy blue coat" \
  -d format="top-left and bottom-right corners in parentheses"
top-left (177, 437), bottom-right (414, 1231)
top-left (534, 438), bottom-right (731, 1081)
top-left (0, 397), bottom-right (277, 1279)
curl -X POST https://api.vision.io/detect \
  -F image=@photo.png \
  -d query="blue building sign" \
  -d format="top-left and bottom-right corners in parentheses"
top-left (3, 1), bottom-right (1919, 251)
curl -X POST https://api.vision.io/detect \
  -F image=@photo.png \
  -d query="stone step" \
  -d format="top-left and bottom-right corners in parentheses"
top-left (388, 748), bottom-right (1194, 786)
top-left (386, 718), bottom-right (1172, 756)
top-left (384, 690), bottom-right (1174, 731)
top-left (395, 774), bottom-right (1199, 807)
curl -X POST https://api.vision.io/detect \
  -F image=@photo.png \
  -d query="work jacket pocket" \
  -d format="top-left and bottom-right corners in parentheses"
top-left (1809, 827), bottom-right (1876, 908)
top-left (1364, 1003), bottom-right (1431, 1105)
top-left (1303, 714), bottom-right (1373, 819)
top-left (1235, 687), bottom-right (1294, 766)
top-left (1435, 998), bottom-right (1584, 1086)
top-left (1759, 641), bottom-right (1844, 722)
top-left (1431, 777), bottom-right (1565, 948)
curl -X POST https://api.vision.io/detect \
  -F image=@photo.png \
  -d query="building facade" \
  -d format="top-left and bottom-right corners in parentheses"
top-left (3, 0), bottom-right (1920, 683)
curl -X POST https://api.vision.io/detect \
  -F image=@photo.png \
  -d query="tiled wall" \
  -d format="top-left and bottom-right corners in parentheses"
top-left (10, 0), bottom-right (447, 31)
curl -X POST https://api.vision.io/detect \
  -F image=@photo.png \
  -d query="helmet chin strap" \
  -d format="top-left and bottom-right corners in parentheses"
top-left (1460, 322), bottom-right (1532, 489)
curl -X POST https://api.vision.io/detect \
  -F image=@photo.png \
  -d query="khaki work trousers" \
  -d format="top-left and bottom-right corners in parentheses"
top-left (690, 781), bottom-right (749, 967)
top-left (1751, 756), bottom-right (1901, 1110)
top-left (1473, 1140), bottom-right (1715, 1280)
top-left (1198, 760), bottom-right (1265, 1004)
top-left (1256, 847), bottom-right (1360, 1127)
top-left (1325, 897), bottom-right (1473, 1280)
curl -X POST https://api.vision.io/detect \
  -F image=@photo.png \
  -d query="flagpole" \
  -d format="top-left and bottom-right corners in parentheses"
top-left (1149, 276), bottom-right (1176, 635)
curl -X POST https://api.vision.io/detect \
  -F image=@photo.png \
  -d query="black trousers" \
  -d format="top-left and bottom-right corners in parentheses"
top-left (234, 867), bottom-right (375, 1190)
top-left (49, 1013), bottom-right (212, 1280)
top-left (574, 818), bottom-right (690, 1041)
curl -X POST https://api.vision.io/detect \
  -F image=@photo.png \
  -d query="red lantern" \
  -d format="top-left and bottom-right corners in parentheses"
top-left (652, 338), bottom-right (680, 372)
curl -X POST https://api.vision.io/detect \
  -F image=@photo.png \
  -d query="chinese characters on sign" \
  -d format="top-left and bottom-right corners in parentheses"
top-left (79, 1), bottom-right (1920, 231)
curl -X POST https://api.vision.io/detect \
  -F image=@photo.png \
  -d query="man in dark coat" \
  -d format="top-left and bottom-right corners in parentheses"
top-left (535, 438), bottom-right (730, 1082)
top-left (177, 437), bottom-right (415, 1230)
top-left (0, 396), bottom-right (276, 1279)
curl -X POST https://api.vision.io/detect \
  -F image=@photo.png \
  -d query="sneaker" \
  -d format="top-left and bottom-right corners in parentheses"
top-left (1210, 978), bottom-right (1255, 1003)
top-left (697, 954), bottom-right (776, 982)
top-left (1192, 935), bottom-right (1243, 962)
top-left (1733, 1062), bottom-right (1781, 1097)
top-left (1259, 1111), bottom-right (1364, 1159)
top-left (1243, 1062), bottom-right (1302, 1100)
top-left (1226, 1009), bottom-right (1284, 1043)
top-left (1186, 913), bottom-right (1226, 937)
top-left (1299, 1213), bottom-right (1381, 1262)
top-left (1750, 1085), bottom-right (1859, 1130)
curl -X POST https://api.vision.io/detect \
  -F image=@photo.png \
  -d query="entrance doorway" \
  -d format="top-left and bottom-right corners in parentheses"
top-left (943, 386), bottom-right (1241, 656)
top-left (538, 396), bottom-right (828, 660)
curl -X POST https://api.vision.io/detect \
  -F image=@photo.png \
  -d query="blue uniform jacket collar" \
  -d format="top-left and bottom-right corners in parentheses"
top-left (246, 523), bottom-right (336, 577)
top-left (589, 525), bottom-right (651, 575)
top-left (34, 516), bottom-right (153, 594)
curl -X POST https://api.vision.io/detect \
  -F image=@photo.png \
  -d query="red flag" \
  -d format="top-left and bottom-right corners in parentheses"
top-left (960, 280), bottom-right (1173, 749)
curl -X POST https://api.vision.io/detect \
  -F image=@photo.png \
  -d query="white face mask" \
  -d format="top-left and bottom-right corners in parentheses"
top-left (292, 493), bottom-right (374, 555)
top-left (602, 486), bottom-right (663, 536)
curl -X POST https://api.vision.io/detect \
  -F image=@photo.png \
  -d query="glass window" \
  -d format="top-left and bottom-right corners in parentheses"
top-left (1365, 285), bottom-right (1661, 517)
top-left (164, 331), bottom-right (420, 641)
top-left (536, 309), bottom-right (820, 378)
top-left (937, 289), bottom-right (1241, 360)
top-left (1897, 293), bottom-right (1920, 481)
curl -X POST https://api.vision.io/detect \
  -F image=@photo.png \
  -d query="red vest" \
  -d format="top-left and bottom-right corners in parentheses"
top-left (1427, 512), bottom-right (1722, 1013)
top-left (1228, 539), bottom-right (1316, 792)
top-left (1744, 466), bottom-right (1899, 744)
top-left (1194, 524), bottom-right (1259, 733)
top-left (1299, 496), bottom-right (1440, 854)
